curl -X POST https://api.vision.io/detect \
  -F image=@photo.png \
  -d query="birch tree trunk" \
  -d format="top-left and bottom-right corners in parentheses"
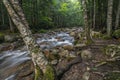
top-left (82, 0), bottom-right (93, 44)
top-left (3, 0), bottom-right (56, 80)
top-left (107, 0), bottom-right (113, 37)
top-left (115, 0), bottom-right (120, 29)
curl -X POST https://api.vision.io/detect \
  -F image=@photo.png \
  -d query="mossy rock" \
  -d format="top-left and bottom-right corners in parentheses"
top-left (104, 72), bottom-right (120, 80)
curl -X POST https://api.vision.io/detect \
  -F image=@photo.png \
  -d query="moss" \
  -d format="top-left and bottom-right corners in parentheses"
top-left (85, 39), bottom-right (93, 45)
top-left (38, 29), bottom-right (48, 33)
top-left (43, 65), bottom-right (55, 80)
top-left (34, 65), bottom-right (43, 80)
top-left (32, 47), bottom-right (40, 54)
top-left (104, 72), bottom-right (120, 80)
top-left (102, 35), bottom-right (112, 40)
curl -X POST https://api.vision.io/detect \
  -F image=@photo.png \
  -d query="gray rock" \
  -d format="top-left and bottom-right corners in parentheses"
top-left (63, 45), bottom-right (74, 50)
top-left (81, 50), bottom-right (92, 60)
top-left (75, 44), bottom-right (86, 48)
top-left (4, 34), bottom-right (20, 42)
top-left (0, 50), bottom-right (34, 80)
top-left (51, 60), bottom-right (58, 65)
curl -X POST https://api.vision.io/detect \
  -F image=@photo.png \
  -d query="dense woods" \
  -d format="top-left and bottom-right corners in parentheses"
top-left (0, 0), bottom-right (120, 80)
top-left (0, 0), bottom-right (120, 34)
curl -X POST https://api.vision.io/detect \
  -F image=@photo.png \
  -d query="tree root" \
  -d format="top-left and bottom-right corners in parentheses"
top-left (95, 56), bottom-right (120, 67)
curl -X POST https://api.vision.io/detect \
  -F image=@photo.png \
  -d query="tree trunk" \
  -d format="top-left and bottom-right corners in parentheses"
top-left (8, 15), bottom-right (14, 32)
top-left (93, 0), bottom-right (96, 29)
top-left (3, 0), bottom-right (56, 80)
top-left (1, 2), bottom-right (5, 25)
top-left (82, 0), bottom-right (93, 44)
top-left (107, 0), bottom-right (113, 37)
top-left (115, 0), bottom-right (120, 29)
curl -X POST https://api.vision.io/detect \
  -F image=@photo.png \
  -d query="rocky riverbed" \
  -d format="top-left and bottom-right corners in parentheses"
top-left (0, 27), bottom-right (120, 80)
top-left (0, 27), bottom-right (84, 80)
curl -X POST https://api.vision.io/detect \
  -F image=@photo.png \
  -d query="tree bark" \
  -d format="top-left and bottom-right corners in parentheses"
top-left (1, 2), bottom-right (5, 25)
top-left (8, 14), bottom-right (14, 32)
top-left (3, 0), bottom-right (56, 80)
top-left (115, 0), bottom-right (120, 29)
top-left (82, 0), bottom-right (93, 44)
top-left (93, 0), bottom-right (96, 29)
top-left (107, 0), bottom-right (113, 36)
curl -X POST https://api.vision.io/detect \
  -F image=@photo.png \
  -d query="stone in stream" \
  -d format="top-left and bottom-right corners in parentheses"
top-left (75, 44), bottom-right (86, 48)
top-left (51, 59), bottom-right (58, 65)
top-left (70, 32), bottom-right (76, 37)
top-left (0, 51), bottom-right (34, 80)
top-left (63, 45), bottom-right (74, 50)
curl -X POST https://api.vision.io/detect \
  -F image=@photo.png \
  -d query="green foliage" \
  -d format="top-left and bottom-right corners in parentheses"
top-left (102, 35), bottom-right (112, 40)
top-left (38, 29), bottom-right (48, 33)
top-left (104, 72), bottom-right (120, 80)
top-left (112, 29), bottom-right (120, 39)
top-left (85, 39), bottom-right (93, 45)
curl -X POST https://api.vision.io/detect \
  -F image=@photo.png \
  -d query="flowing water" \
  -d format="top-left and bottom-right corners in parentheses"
top-left (0, 32), bottom-right (74, 80)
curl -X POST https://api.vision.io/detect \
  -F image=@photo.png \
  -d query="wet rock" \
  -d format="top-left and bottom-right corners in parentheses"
top-left (0, 40), bottom-right (24, 52)
top-left (69, 53), bottom-right (77, 58)
top-left (43, 49), bottom-right (50, 58)
top-left (70, 32), bottom-right (76, 37)
top-left (60, 50), bottom-right (69, 58)
top-left (81, 50), bottom-right (92, 60)
top-left (51, 49), bottom-right (59, 55)
top-left (63, 45), bottom-right (74, 50)
top-left (82, 72), bottom-right (90, 80)
top-left (75, 44), bottom-right (86, 48)
top-left (0, 43), bottom-right (13, 52)
top-left (4, 34), bottom-right (20, 42)
top-left (0, 50), bottom-right (34, 80)
top-left (51, 59), bottom-right (58, 65)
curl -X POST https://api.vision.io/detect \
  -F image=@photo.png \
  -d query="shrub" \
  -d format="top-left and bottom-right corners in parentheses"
top-left (112, 29), bottom-right (120, 39)
top-left (102, 35), bottom-right (112, 40)
top-left (38, 29), bottom-right (48, 33)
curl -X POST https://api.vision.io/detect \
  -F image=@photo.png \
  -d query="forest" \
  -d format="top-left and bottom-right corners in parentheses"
top-left (0, 0), bottom-right (120, 80)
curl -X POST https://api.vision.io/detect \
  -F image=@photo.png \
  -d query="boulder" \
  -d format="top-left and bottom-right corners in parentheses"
top-left (4, 34), bottom-right (20, 42)
top-left (81, 50), bottom-right (92, 60)
top-left (43, 49), bottom-right (50, 58)
top-left (0, 49), bottom-right (34, 80)
top-left (51, 59), bottom-right (58, 65)
top-left (69, 32), bottom-right (76, 37)
top-left (59, 50), bottom-right (69, 58)
top-left (63, 45), bottom-right (74, 50)
top-left (0, 43), bottom-right (13, 52)
top-left (75, 44), bottom-right (86, 48)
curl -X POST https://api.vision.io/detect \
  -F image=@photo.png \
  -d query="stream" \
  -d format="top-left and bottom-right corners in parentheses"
top-left (0, 32), bottom-right (74, 80)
